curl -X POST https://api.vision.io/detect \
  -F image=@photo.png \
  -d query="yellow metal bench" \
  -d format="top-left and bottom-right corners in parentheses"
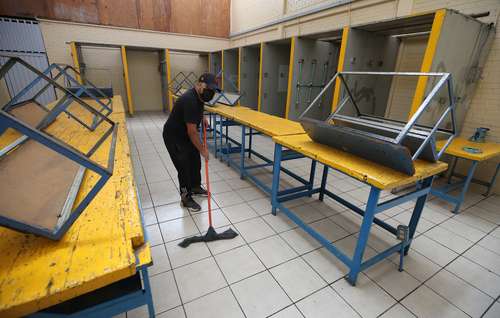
top-left (0, 96), bottom-right (153, 318)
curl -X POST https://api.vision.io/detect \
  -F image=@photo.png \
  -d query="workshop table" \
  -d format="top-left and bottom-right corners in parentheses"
top-left (271, 134), bottom-right (448, 285)
top-left (0, 96), bottom-right (153, 318)
top-left (204, 106), bottom-right (310, 197)
top-left (431, 137), bottom-right (500, 213)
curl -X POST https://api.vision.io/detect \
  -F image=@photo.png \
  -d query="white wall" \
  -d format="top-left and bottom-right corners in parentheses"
top-left (230, 0), bottom-right (284, 34)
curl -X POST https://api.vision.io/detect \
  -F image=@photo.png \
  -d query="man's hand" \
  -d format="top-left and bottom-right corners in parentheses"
top-left (201, 146), bottom-right (209, 161)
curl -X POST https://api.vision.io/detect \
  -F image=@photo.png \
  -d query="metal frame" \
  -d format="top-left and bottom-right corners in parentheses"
top-left (431, 157), bottom-right (500, 213)
top-left (206, 70), bottom-right (242, 106)
top-left (270, 142), bottom-right (435, 285)
top-left (0, 56), bottom-right (117, 240)
top-left (2, 60), bottom-right (113, 131)
top-left (168, 71), bottom-right (198, 97)
top-left (299, 71), bottom-right (457, 162)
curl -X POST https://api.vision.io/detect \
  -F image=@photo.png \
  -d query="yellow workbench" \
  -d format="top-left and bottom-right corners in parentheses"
top-left (433, 137), bottom-right (500, 212)
top-left (273, 134), bottom-right (448, 190)
top-left (269, 134), bottom-right (448, 285)
top-left (0, 96), bottom-right (152, 317)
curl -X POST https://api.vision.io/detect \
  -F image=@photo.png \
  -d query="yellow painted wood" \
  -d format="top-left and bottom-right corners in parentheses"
top-left (234, 108), bottom-right (305, 137)
top-left (204, 105), bottom-right (247, 119)
top-left (69, 42), bottom-right (82, 84)
top-left (136, 242), bottom-right (152, 267)
top-left (273, 134), bottom-right (448, 190)
top-left (237, 47), bottom-right (241, 106)
top-left (0, 96), bottom-right (148, 317)
top-left (437, 137), bottom-right (500, 161)
top-left (121, 46), bottom-right (135, 115)
top-left (285, 37), bottom-right (296, 119)
top-left (204, 106), bottom-right (304, 137)
top-left (408, 9), bottom-right (446, 119)
top-left (165, 49), bottom-right (174, 112)
top-left (258, 43), bottom-right (264, 112)
top-left (331, 27), bottom-right (349, 112)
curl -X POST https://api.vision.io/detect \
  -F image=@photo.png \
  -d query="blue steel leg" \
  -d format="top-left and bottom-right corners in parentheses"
top-left (225, 124), bottom-right (229, 144)
top-left (319, 165), bottom-right (329, 201)
top-left (213, 114), bottom-right (218, 158)
top-left (485, 162), bottom-right (500, 196)
top-left (271, 143), bottom-right (283, 216)
top-left (219, 116), bottom-right (224, 162)
top-left (453, 161), bottom-right (478, 213)
top-left (308, 159), bottom-right (317, 197)
top-left (142, 268), bottom-right (155, 318)
top-left (346, 186), bottom-right (380, 285)
top-left (405, 177), bottom-right (433, 254)
top-left (447, 156), bottom-right (458, 184)
top-left (240, 125), bottom-right (246, 179)
top-left (248, 128), bottom-right (253, 159)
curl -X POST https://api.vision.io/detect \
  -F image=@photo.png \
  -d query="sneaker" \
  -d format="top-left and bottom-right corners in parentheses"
top-left (181, 194), bottom-right (202, 212)
top-left (192, 186), bottom-right (208, 196)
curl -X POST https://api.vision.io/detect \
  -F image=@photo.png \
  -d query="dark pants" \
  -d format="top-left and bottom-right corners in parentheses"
top-left (163, 130), bottom-right (201, 194)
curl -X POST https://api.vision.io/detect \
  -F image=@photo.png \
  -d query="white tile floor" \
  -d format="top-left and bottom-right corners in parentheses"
top-left (125, 112), bottom-right (500, 318)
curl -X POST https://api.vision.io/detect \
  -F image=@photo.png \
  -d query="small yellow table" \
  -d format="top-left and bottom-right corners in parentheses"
top-left (432, 137), bottom-right (500, 213)
top-left (0, 96), bottom-right (153, 318)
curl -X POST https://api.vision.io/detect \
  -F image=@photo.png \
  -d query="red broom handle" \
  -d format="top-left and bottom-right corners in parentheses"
top-left (203, 119), bottom-right (212, 227)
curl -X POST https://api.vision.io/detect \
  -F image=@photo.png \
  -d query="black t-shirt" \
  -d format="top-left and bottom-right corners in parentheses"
top-left (164, 88), bottom-right (204, 143)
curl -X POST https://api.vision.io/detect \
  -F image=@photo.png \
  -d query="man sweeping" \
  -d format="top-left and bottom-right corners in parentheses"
top-left (163, 73), bottom-right (217, 212)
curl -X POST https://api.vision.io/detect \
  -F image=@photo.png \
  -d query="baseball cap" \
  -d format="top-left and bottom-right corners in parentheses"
top-left (199, 73), bottom-right (220, 92)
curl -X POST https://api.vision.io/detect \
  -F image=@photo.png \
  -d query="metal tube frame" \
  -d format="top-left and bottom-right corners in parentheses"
top-left (0, 57), bottom-right (118, 240)
top-left (298, 71), bottom-right (457, 161)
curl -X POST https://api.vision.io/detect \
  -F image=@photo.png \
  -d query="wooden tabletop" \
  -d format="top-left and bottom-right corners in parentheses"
top-left (273, 134), bottom-right (448, 190)
top-left (205, 106), bottom-right (305, 137)
top-left (0, 96), bottom-right (150, 317)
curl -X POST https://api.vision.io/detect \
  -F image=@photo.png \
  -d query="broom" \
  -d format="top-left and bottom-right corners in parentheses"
top-left (178, 120), bottom-right (238, 248)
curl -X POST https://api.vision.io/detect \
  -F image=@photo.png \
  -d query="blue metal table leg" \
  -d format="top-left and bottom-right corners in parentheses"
top-left (219, 116), bottom-right (224, 162)
top-left (485, 162), bottom-right (500, 196)
top-left (240, 125), bottom-right (246, 179)
top-left (319, 165), bottom-right (329, 201)
top-left (346, 186), bottom-right (380, 285)
top-left (271, 144), bottom-right (283, 216)
top-left (447, 156), bottom-right (458, 184)
top-left (225, 123), bottom-right (229, 144)
top-left (405, 176), bottom-right (433, 254)
top-left (249, 127), bottom-right (253, 159)
top-left (141, 268), bottom-right (155, 318)
top-left (308, 159), bottom-right (317, 197)
top-left (453, 160), bottom-right (478, 213)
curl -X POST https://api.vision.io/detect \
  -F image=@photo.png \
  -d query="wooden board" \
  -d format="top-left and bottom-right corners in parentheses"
top-left (204, 106), bottom-right (305, 137)
top-left (437, 137), bottom-right (500, 161)
top-left (0, 139), bottom-right (81, 230)
top-left (0, 0), bottom-right (229, 37)
top-left (273, 134), bottom-right (448, 190)
top-left (232, 108), bottom-right (305, 137)
top-left (9, 102), bottom-right (48, 127)
top-left (0, 96), bottom-right (149, 318)
top-left (98, 0), bottom-right (139, 29)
